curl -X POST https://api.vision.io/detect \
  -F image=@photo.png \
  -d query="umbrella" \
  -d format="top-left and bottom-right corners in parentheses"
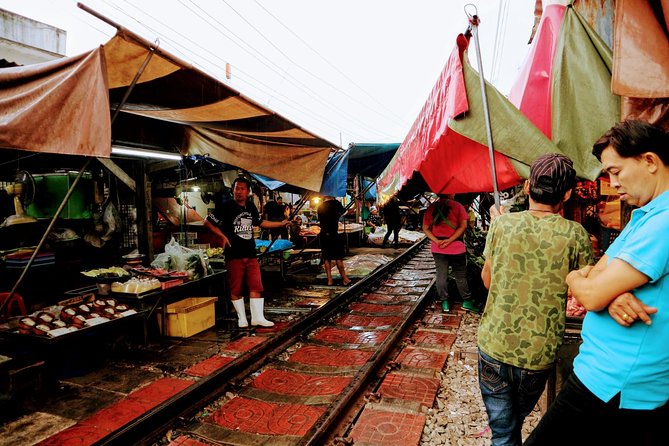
top-left (377, 32), bottom-right (563, 204)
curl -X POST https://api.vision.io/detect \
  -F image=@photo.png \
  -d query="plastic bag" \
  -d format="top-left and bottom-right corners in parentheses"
top-left (151, 237), bottom-right (210, 279)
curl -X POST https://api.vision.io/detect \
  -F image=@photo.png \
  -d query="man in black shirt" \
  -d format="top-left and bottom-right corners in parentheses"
top-left (205, 177), bottom-right (290, 327)
top-left (317, 196), bottom-right (351, 286)
top-left (262, 195), bottom-right (288, 240)
top-left (382, 196), bottom-right (402, 248)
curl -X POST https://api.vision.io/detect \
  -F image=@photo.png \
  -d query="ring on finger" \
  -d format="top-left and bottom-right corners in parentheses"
top-left (622, 313), bottom-right (632, 322)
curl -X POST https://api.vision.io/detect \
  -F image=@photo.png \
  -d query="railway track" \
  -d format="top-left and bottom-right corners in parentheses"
top-left (98, 240), bottom-right (439, 445)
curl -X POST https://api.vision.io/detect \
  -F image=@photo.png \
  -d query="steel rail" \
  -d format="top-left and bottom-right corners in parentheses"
top-left (96, 238), bottom-right (428, 445)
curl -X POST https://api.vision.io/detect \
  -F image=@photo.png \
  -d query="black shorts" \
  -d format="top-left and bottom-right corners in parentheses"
top-left (319, 232), bottom-right (345, 260)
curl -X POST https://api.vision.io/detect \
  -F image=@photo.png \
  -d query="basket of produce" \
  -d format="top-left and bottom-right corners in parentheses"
top-left (81, 267), bottom-right (131, 284)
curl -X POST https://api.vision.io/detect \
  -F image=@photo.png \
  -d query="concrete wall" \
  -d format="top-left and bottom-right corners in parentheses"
top-left (0, 8), bottom-right (65, 65)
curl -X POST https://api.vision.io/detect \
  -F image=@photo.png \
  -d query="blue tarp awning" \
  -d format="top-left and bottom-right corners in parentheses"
top-left (347, 143), bottom-right (400, 178)
top-left (320, 150), bottom-right (350, 197)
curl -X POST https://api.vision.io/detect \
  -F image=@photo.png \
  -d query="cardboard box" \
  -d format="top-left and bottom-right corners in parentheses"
top-left (157, 297), bottom-right (217, 337)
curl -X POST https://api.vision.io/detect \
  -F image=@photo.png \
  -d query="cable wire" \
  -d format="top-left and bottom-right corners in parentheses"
top-left (99, 0), bottom-right (388, 143)
top-left (180, 0), bottom-right (397, 140)
top-left (248, 0), bottom-right (407, 127)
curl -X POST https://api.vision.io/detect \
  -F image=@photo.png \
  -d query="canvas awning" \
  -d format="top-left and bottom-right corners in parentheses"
top-left (0, 31), bottom-right (335, 191)
top-left (347, 143), bottom-right (400, 178)
top-left (106, 32), bottom-right (334, 191)
top-left (612, 0), bottom-right (669, 128)
top-left (378, 3), bottom-right (615, 204)
top-left (377, 34), bottom-right (561, 203)
top-left (0, 47), bottom-right (111, 157)
top-left (509, 2), bottom-right (619, 174)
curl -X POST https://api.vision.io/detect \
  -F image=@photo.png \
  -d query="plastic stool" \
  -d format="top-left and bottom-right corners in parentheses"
top-left (0, 292), bottom-right (27, 321)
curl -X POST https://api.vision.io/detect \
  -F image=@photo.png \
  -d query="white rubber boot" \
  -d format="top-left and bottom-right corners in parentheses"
top-left (231, 299), bottom-right (248, 328)
top-left (250, 298), bottom-right (274, 327)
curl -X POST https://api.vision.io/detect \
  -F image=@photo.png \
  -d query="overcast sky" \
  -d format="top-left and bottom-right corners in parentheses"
top-left (1, 0), bottom-right (537, 149)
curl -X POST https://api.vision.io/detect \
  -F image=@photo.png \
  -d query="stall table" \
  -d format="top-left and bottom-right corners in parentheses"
top-left (0, 310), bottom-right (147, 384)
top-left (111, 270), bottom-right (227, 340)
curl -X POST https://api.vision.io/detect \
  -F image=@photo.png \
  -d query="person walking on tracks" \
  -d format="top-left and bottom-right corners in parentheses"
top-left (204, 176), bottom-right (290, 328)
top-left (423, 194), bottom-right (476, 313)
top-left (317, 196), bottom-right (351, 286)
top-left (479, 154), bottom-right (593, 446)
top-left (382, 196), bottom-right (402, 248)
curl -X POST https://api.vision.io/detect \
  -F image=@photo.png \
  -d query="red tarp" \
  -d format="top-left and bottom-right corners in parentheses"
top-left (377, 34), bottom-right (521, 201)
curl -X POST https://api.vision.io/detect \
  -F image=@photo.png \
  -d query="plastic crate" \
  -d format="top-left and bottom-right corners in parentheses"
top-left (600, 226), bottom-right (620, 253)
top-left (157, 297), bottom-right (217, 337)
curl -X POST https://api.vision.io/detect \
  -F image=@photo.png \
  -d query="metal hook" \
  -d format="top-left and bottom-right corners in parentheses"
top-left (464, 3), bottom-right (478, 19)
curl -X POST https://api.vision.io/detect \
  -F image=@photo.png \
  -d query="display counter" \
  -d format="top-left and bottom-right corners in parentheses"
top-left (111, 270), bottom-right (227, 339)
top-left (0, 309), bottom-right (146, 383)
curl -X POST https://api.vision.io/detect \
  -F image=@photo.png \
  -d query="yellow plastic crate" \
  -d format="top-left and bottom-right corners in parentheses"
top-left (157, 297), bottom-right (217, 337)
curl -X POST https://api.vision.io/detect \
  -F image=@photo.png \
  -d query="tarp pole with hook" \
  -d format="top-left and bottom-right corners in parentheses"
top-left (465, 4), bottom-right (501, 212)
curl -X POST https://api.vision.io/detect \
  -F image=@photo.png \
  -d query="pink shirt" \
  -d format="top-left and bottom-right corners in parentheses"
top-left (423, 200), bottom-right (468, 255)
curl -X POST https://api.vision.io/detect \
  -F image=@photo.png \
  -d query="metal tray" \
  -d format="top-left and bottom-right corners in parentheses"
top-left (0, 311), bottom-right (145, 346)
top-left (110, 287), bottom-right (162, 298)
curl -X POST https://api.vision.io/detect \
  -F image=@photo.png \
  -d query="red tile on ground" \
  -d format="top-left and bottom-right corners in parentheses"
top-left (255, 321), bottom-right (291, 333)
top-left (364, 294), bottom-right (419, 304)
top-left (35, 420), bottom-right (110, 446)
top-left (412, 330), bottom-right (457, 349)
top-left (288, 345), bottom-right (373, 367)
top-left (208, 396), bottom-right (325, 436)
top-left (337, 314), bottom-right (401, 328)
top-left (312, 327), bottom-right (389, 345)
top-left (423, 313), bottom-right (461, 328)
top-left (168, 436), bottom-right (210, 446)
top-left (128, 377), bottom-right (193, 404)
top-left (185, 355), bottom-right (235, 377)
top-left (349, 408), bottom-right (425, 446)
top-left (378, 373), bottom-right (440, 408)
top-left (396, 347), bottom-right (449, 370)
top-left (84, 397), bottom-right (156, 432)
top-left (361, 293), bottom-right (410, 304)
top-left (251, 369), bottom-right (351, 396)
top-left (224, 335), bottom-right (266, 352)
top-left (349, 303), bottom-right (410, 314)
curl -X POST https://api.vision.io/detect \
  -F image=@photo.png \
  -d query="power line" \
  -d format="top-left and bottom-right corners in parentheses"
top-left (181, 0), bottom-right (398, 140)
top-left (246, 0), bottom-right (407, 127)
top-left (98, 0), bottom-right (389, 142)
top-left (490, 0), bottom-right (510, 85)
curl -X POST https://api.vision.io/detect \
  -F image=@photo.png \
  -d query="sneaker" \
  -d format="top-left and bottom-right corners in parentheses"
top-left (462, 300), bottom-right (480, 313)
top-left (441, 300), bottom-right (450, 312)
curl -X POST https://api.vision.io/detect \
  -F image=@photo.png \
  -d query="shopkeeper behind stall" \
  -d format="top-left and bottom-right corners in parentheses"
top-left (262, 195), bottom-right (289, 240)
top-left (204, 177), bottom-right (290, 328)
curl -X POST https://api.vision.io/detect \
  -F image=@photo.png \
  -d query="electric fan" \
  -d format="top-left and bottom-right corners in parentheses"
top-left (1, 170), bottom-right (37, 227)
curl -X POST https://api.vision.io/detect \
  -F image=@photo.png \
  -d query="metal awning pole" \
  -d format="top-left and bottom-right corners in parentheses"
top-left (467, 5), bottom-right (501, 211)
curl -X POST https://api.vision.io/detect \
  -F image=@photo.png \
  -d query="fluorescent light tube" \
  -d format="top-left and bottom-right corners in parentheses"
top-left (111, 146), bottom-right (182, 161)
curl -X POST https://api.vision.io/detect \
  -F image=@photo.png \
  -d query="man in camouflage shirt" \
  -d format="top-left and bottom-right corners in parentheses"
top-left (478, 154), bottom-right (593, 446)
